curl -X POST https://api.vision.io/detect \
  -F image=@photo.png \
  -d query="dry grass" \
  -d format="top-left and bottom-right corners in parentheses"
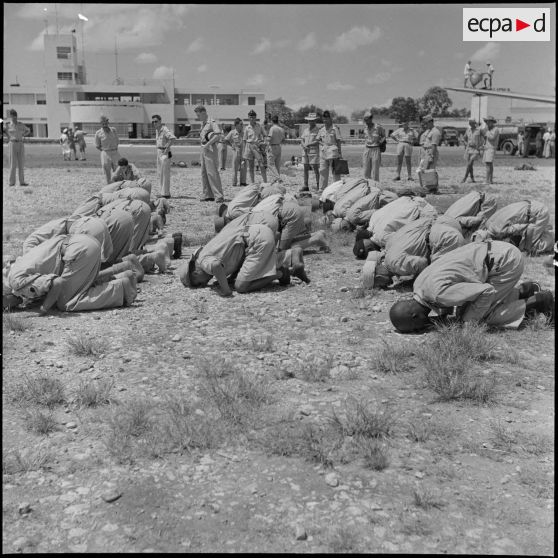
top-left (328, 525), bottom-right (361, 553)
top-left (356, 438), bottom-right (390, 470)
top-left (374, 339), bottom-right (414, 374)
top-left (329, 397), bottom-right (393, 439)
top-left (412, 486), bottom-right (445, 510)
top-left (407, 420), bottom-right (432, 443)
top-left (3, 313), bottom-right (27, 332)
top-left (2, 446), bottom-right (52, 474)
top-left (23, 408), bottom-right (58, 435)
top-left (66, 333), bottom-right (106, 357)
top-left (74, 378), bottom-right (114, 407)
top-left (10, 374), bottom-right (66, 408)
top-left (294, 353), bottom-right (335, 382)
top-left (250, 333), bottom-right (275, 353)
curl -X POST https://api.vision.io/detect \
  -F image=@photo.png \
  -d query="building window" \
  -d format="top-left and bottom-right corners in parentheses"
top-left (248, 96), bottom-right (256, 106)
top-left (3, 94), bottom-right (9, 104)
top-left (56, 46), bottom-right (72, 59)
top-left (58, 91), bottom-right (74, 104)
top-left (10, 93), bottom-right (35, 105)
top-left (57, 72), bottom-right (74, 81)
top-left (36, 94), bottom-right (46, 105)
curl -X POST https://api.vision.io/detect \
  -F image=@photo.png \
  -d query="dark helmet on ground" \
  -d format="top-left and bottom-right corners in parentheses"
top-left (389, 299), bottom-right (431, 333)
top-left (373, 262), bottom-right (392, 288)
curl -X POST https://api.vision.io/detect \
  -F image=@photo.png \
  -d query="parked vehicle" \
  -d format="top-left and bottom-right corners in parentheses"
top-left (441, 127), bottom-right (459, 147)
top-left (497, 123), bottom-right (548, 155)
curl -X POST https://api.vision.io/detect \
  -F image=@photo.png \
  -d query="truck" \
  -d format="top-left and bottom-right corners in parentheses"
top-left (496, 123), bottom-right (548, 155)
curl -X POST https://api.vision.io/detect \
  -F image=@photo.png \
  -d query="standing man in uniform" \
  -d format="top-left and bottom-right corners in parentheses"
top-left (481, 116), bottom-right (499, 184)
top-left (299, 113), bottom-right (320, 193)
top-left (152, 114), bottom-right (176, 199)
top-left (224, 118), bottom-right (247, 187)
top-left (462, 119), bottom-right (483, 183)
top-left (195, 104), bottom-right (225, 204)
top-left (392, 121), bottom-right (416, 182)
top-left (362, 110), bottom-right (386, 182)
top-left (484, 62), bottom-right (495, 89)
top-left (74, 127), bottom-right (86, 160)
top-left (218, 124), bottom-right (230, 171)
top-left (95, 116), bottom-right (121, 184)
top-left (464, 60), bottom-right (472, 87)
top-left (242, 110), bottom-right (267, 184)
top-left (3, 109), bottom-right (31, 186)
top-left (267, 115), bottom-right (285, 178)
top-left (317, 110), bottom-right (343, 192)
top-left (419, 114), bottom-right (442, 171)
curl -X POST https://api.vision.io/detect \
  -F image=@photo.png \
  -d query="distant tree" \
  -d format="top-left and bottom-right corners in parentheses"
top-left (293, 104), bottom-right (323, 123)
top-left (265, 97), bottom-right (296, 129)
top-left (419, 86), bottom-right (453, 117)
top-left (351, 109), bottom-right (367, 122)
top-left (389, 97), bottom-right (419, 123)
top-left (336, 115), bottom-right (349, 124)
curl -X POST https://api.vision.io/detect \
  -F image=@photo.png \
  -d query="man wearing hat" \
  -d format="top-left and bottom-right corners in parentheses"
top-left (362, 110), bottom-right (385, 182)
top-left (418, 114), bottom-right (442, 171)
top-left (242, 110), bottom-right (267, 183)
top-left (3, 234), bottom-right (137, 314)
top-left (480, 116), bottom-right (499, 184)
top-left (3, 109), bottom-right (31, 186)
top-left (365, 216), bottom-right (465, 290)
top-left (444, 190), bottom-right (498, 237)
top-left (472, 200), bottom-right (554, 255)
top-left (484, 62), bottom-right (494, 89)
top-left (152, 114), bottom-right (176, 199)
top-left (300, 113), bottom-right (321, 192)
top-left (317, 110), bottom-right (343, 192)
top-left (353, 195), bottom-right (437, 260)
top-left (391, 121), bottom-right (417, 182)
top-left (178, 216), bottom-right (309, 297)
top-left (389, 241), bottom-right (554, 333)
top-left (462, 119), bottom-right (483, 183)
top-left (95, 116), bottom-right (121, 184)
top-left (223, 118), bottom-right (247, 187)
top-left (194, 104), bottom-right (224, 203)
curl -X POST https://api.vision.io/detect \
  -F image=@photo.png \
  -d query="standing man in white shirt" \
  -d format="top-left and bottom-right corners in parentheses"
top-left (3, 109), bottom-right (31, 186)
top-left (152, 114), bottom-right (176, 199)
top-left (95, 116), bottom-right (121, 184)
top-left (266, 115), bottom-right (285, 177)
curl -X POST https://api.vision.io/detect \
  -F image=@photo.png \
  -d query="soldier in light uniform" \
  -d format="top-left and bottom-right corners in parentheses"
top-left (353, 195), bottom-right (438, 259)
top-left (418, 114), bottom-right (442, 170)
top-left (178, 217), bottom-right (309, 297)
top-left (3, 109), bottom-right (31, 186)
top-left (223, 118), bottom-right (247, 187)
top-left (389, 241), bottom-right (554, 332)
top-left (317, 110), bottom-right (343, 192)
top-left (444, 190), bottom-right (497, 237)
top-left (3, 234), bottom-right (137, 314)
top-left (195, 105), bottom-right (224, 203)
top-left (214, 183), bottom-right (262, 231)
top-left (152, 114), bottom-right (176, 199)
top-left (299, 113), bottom-right (320, 193)
top-left (110, 158), bottom-right (142, 183)
top-left (391, 121), bottom-right (417, 182)
top-left (366, 216), bottom-right (465, 288)
top-left (362, 110), bottom-right (385, 182)
top-left (218, 124), bottom-right (230, 170)
top-left (480, 116), bottom-right (499, 184)
top-left (462, 119), bottom-right (483, 183)
top-left (266, 115), bottom-right (285, 177)
top-left (472, 200), bottom-right (554, 255)
top-left (95, 116), bottom-right (121, 184)
top-left (242, 110), bottom-right (267, 184)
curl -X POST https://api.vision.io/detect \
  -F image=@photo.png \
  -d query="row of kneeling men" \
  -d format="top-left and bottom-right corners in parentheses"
top-left (3, 178), bottom-right (183, 313)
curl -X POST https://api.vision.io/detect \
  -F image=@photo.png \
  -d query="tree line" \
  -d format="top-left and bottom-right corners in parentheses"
top-left (266, 87), bottom-right (470, 128)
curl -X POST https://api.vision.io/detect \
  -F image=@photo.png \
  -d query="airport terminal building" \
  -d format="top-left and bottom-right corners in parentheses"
top-left (3, 33), bottom-right (265, 139)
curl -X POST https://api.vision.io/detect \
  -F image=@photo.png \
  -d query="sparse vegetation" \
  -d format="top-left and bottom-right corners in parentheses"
top-left (356, 437), bottom-right (390, 470)
top-left (328, 525), bottom-right (361, 553)
top-left (329, 397), bottom-right (393, 440)
top-left (10, 375), bottom-right (66, 408)
top-left (407, 420), bottom-right (431, 443)
top-left (3, 313), bottom-right (27, 332)
top-left (250, 333), bottom-right (275, 353)
top-left (66, 332), bottom-right (105, 357)
top-left (294, 353), bottom-right (334, 383)
top-left (2, 446), bottom-right (52, 474)
top-left (413, 486), bottom-right (444, 510)
top-left (74, 378), bottom-right (114, 407)
top-left (23, 408), bottom-right (58, 435)
top-left (374, 339), bottom-right (414, 374)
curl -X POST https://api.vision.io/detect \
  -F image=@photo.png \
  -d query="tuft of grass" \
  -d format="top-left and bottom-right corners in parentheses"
top-left (3, 313), bottom-right (27, 332)
top-left (407, 421), bottom-right (431, 443)
top-left (10, 375), bottom-right (66, 408)
top-left (2, 446), bottom-right (52, 474)
top-left (416, 323), bottom-right (498, 403)
top-left (375, 339), bottom-right (414, 375)
top-left (23, 409), bottom-right (58, 435)
top-left (197, 356), bottom-right (271, 427)
top-left (328, 526), bottom-right (361, 553)
top-left (413, 486), bottom-right (444, 510)
top-left (356, 438), bottom-right (390, 470)
top-left (250, 333), bottom-right (275, 353)
top-left (523, 313), bottom-right (554, 332)
top-left (294, 353), bottom-right (334, 383)
top-left (490, 421), bottom-right (552, 455)
top-left (66, 333), bottom-right (105, 357)
top-left (400, 514), bottom-right (433, 536)
top-left (329, 397), bottom-right (393, 440)
top-left (74, 379), bottom-right (114, 407)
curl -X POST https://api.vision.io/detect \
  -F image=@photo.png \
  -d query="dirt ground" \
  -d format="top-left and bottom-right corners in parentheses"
top-left (2, 156), bottom-right (555, 554)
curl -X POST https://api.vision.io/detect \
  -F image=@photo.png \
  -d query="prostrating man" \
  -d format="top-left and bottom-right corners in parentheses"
top-left (100, 178), bottom-right (152, 196)
top-left (3, 109), bottom-right (31, 186)
top-left (242, 110), bottom-right (267, 184)
top-left (299, 113), bottom-right (321, 193)
top-left (152, 114), bottom-right (176, 199)
top-left (364, 216), bottom-right (465, 289)
top-left (214, 183), bottom-right (262, 231)
top-left (224, 118), bottom-right (247, 187)
top-left (95, 115), bottom-right (121, 184)
top-left (362, 110), bottom-right (385, 182)
top-left (178, 217), bottom-right (309, 296)
top-left (462, 119), bottom-right (483, 183)
top-left (444, 190), bottom-right (497, 236)
top-left (195, 104), bottom-right (225, 203)
top-left (353, 195), bottom-right (438, 259)
top-left (317, 110), bottom-right (343, 192)
top-left (266, 115), bottom-right (285, 177)
top-left (472, 200), bottom-right (554, 255)
top-left (392, 121), bottom-right (416, 182)
top-left (3, 234), bottom-right (137, 313)
top-left (110, 158), bottom-right (142, 182)
top-left (389, 241), bottom-right (554, 333)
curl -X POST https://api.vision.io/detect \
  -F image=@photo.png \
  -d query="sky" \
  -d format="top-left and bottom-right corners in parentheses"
top-left (3, 3), bottom-right (556, 116)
